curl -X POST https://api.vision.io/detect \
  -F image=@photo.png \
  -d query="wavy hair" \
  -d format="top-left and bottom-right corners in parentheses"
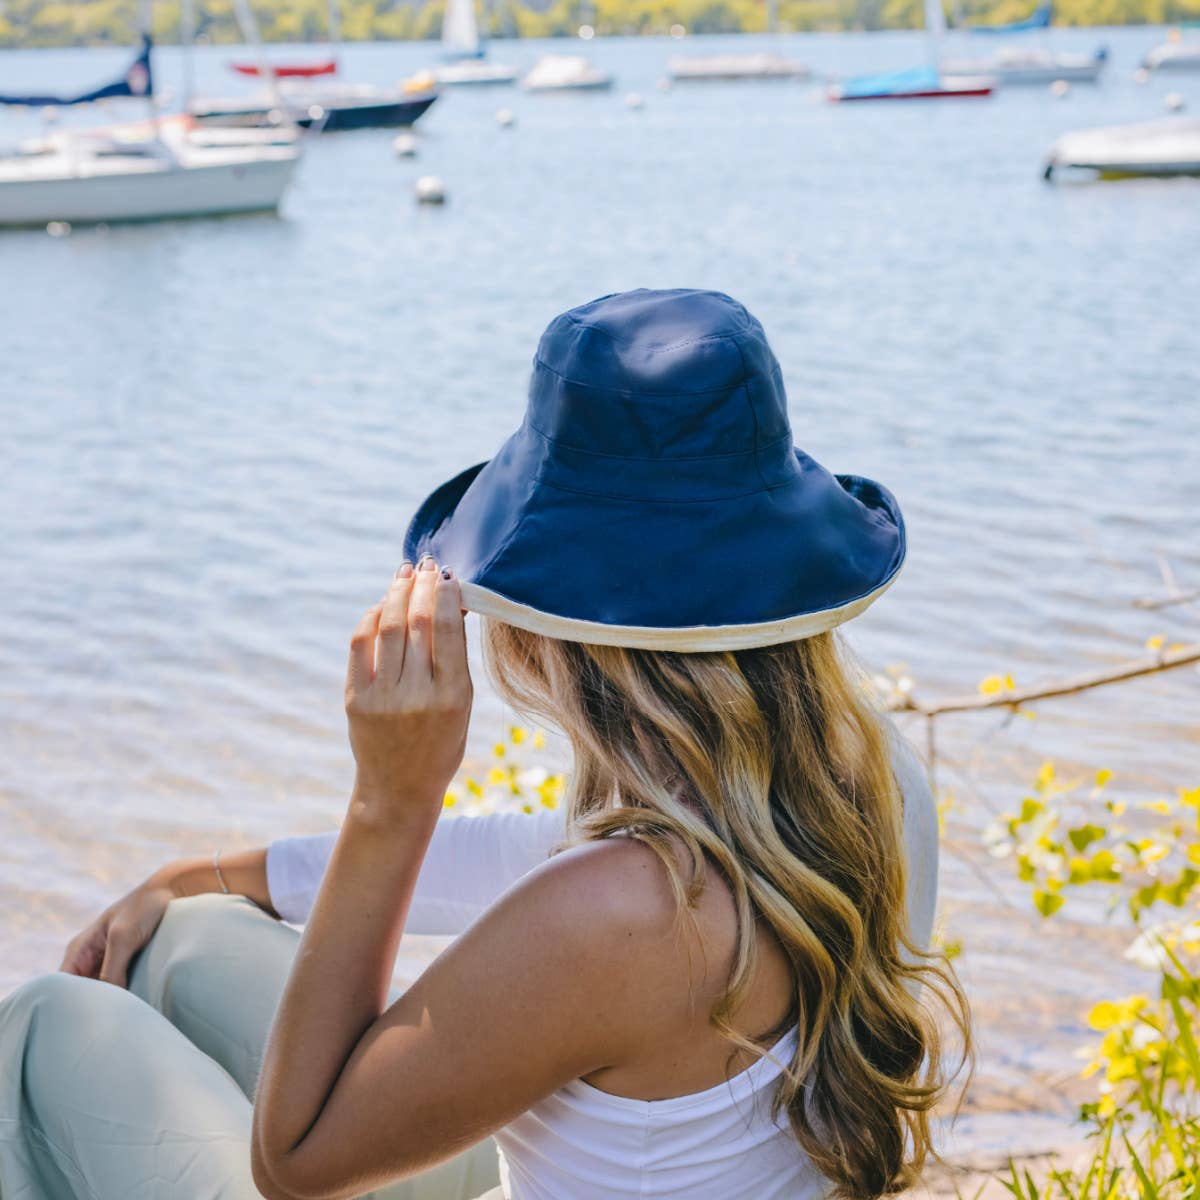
top-left (482, 620), bottom-right (970, 1200)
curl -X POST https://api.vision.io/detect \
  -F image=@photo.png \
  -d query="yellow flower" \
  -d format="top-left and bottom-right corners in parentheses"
top-left (1036, 762), bottom-right (1055, 790)
top-left (978, 675), bottom-right (1005, 696)
top-left (1146, 634), bottom-right (1165, 652)
top-left (1095, 768), bottom-right (1113, 788)
top-left (492, 742), bottom-right (506, 758)
top-left (510, 726), bottom-right (527, 745)
top-left (466, 778), bottom-right (484, 798)
top-left (443, 791), bottom-right (458, 808)
top-left (533, 731), bottom-right (546, 749)
top-left (487, 766), bottom-right (508, 786)
top-left (1088, 1001), bottom-right (1121, 1031)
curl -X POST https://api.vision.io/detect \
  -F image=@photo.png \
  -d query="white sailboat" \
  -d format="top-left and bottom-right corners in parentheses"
top-left (0, 130), bottom-right (298, 226)
top-left (433, 0), bottom-right (518, 86)
top-left (940, 2), bottom-right (1107, 85)
top-left (0, 33), bottom-right (299, 226)
top-left (667, 53), bottom-right (810, 83)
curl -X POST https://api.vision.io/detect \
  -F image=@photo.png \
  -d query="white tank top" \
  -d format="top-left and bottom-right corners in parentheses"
top-left (493, 1026), bottom-right (828, 1199)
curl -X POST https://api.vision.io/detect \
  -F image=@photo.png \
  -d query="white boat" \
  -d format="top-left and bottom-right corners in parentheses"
top-left (941, 45), bottom-right (1107, 84)
top-left (0, 132), bottom-right (299, 226)
top-left (1044, 117), bottom-right (1200, 179)
top-left (1144, 34), bottom-right (1200, 71)
top-left (667, 53), bottom-right (810, 82)
top-left (522, 54), bottom-right (613, 92)
top-left (434, 0), bottom-right (517, 85)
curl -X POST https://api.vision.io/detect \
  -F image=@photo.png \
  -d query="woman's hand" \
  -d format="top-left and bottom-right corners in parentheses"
top-left (59, 869), bottom-right (179, 987)
top-left (345, 557), bottom-right (472, 828)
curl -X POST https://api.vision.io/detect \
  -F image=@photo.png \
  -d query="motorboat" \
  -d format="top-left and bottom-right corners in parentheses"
top-left (191, 76), bottom-right (439, 131)
top-left (1144, 33), bottom-right (1200, 71)
top-left (0, 130), bottom-right (298, 226)
top-left (1044, 116), bottom-right (1200, 179)
top-left (667, 53), bottom-right (810, 82)
top-left (829, 65), bottom-right (993, 101)
top-left (521, 54), bottom-right (613, 92)
top-left (940, 45), bottom-right (1107, 84)
top-left (433, 0), bottom-right (517, 85)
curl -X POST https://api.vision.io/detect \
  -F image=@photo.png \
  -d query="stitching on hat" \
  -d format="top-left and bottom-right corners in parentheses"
top-left (525, 419), bottom-right (794, 465)
top-left (733, 335), bottom-right (773, 492)
top-left (528, 474), bottom-right (790, 504)
top-left (531, 354), bottom-right (763, 399)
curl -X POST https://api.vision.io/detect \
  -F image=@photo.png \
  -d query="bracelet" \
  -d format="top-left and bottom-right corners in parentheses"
top-left (213, 849), bottom-right (230, 895)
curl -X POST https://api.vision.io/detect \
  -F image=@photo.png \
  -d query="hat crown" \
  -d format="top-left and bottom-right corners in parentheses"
top-left (529, 289), bottom-right (791, 460)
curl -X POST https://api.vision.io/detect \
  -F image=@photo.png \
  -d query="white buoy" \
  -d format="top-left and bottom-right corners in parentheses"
top-left (625, 92), bottom-right (644, 110)
top-left (46, 221), bottom-right (71, 237)
top-left (393, 132), bottom-right (417, 157)
top-left (1050, 79), bottom-right (1070, 98)
top-left (1165, 91), bottom-right (1186, 112)
top-left (496, 107), bottom-right (515, 128)
top-left (415, 175), bottom-right (447, 205)
top-left (669, 22), bottom-right (686, 37)
top-left (578, 23), bottom-right (595, 39)
top-left (1133, 67), bottom-right (1150, 85)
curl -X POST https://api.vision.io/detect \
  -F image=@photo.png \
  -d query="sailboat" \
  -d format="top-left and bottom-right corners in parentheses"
top-left (828, 0), bottom-right (994, 101)
top-left (193, 0), bottom-right (439, 131)
top-left (433, 0), bottom-right (518, 86)
top-left (0, 36), bottom-right (299, 226)
top-left (940, 2), bottom-right (1108, 85)
top-left (229, 0), bottom-right (340, 76)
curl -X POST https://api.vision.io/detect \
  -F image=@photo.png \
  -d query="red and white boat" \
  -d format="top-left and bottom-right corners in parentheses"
top-left (229, 58), bottom-right (338, 79)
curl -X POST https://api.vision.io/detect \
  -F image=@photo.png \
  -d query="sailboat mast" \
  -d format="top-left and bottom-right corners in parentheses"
top-left (327, 0), bottom-right (342, 56)
top-left (180, 0), bottom-right (196, 112)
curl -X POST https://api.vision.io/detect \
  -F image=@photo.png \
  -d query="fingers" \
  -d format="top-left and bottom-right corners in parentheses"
top-left (404, 556), bottom-right (440, 680)
top-left (376, 564), bottom-right (415, 684)
top-left (346, 602), bottom-right (383, 700)
top-left (60, 928), bottom-right (104, 978)
top-left (433, 567), bottom-right (470, 688)
top-left (98, 921), bottom-right (136, 988)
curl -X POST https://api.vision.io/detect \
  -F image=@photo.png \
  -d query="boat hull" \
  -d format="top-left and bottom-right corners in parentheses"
top-left (0, 152), bottom-right (298, 226)
top-left (941, 58), bottom-right (1105, 84)
top-left (1044, 117), bottom-right (1200, 179)
top-left (191, 93), bottom-right (438, 131)
top-left (829, 83), bottom-right (993, 100)
top-left (230, 59), bottom-right (338, 78)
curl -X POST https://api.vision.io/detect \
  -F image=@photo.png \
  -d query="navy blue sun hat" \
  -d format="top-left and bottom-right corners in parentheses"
top-left (404, 289), bottom-right (904, 651)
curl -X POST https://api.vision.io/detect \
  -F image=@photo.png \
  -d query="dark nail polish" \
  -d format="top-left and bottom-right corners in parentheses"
top-left (441, 566), bottom-right (452, 580)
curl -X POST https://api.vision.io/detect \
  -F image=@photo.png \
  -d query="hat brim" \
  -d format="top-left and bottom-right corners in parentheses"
top-left (404, 450), bottom-right (904, 653)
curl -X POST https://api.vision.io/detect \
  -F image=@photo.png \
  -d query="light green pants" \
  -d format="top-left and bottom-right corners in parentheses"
top-left (0, 894), bottom-right (503, 1200)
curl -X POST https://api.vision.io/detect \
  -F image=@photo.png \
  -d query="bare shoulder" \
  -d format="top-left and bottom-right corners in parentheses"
top-left (509, 835), bottom-right (685, 947)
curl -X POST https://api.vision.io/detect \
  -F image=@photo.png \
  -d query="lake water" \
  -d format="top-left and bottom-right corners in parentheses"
top-left (1, 27), bottom-right (1198, 1170)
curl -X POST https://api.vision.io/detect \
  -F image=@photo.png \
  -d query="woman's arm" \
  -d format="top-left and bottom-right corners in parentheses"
top-left (251, 562), bottom-right (661, 1200)
top-left (60, 847), bottom-right (278, 987)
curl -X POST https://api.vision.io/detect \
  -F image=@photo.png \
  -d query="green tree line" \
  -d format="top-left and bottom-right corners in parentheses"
top-left (2, 0), bottom-right (1198, 48)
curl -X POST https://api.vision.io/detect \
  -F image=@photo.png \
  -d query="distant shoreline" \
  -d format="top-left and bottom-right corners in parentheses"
top-left (1, 0), bottom-right (1191, 53)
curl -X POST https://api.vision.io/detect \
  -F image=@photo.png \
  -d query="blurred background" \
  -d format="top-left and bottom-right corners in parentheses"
top-left (1, 3), bottom-right (1198, 1184)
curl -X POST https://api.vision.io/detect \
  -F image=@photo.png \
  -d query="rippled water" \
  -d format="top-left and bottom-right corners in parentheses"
top-left (1, 28), bottom-right (1198, 1166)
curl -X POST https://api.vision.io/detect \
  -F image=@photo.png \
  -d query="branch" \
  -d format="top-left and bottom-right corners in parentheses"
top-left (890, 643), bottom-right (1200, 718)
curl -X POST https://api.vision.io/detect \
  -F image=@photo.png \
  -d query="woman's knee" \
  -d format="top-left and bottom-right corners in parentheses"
top-left (3, 969), bottom-right (124, 1025)
top-left (129, 894), bottom-right (280, 1004)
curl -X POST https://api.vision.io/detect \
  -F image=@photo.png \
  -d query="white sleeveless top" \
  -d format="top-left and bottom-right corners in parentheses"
top-left (266, 726), bottom-right (938, 1200)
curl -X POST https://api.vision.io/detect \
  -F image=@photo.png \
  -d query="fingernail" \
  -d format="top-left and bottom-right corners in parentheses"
top-left (419, 555), bottom-right (437, 572)
top-left (441, 566), bottom-right (452, 580)
top-left (395, 561), bottom-right (413, 580)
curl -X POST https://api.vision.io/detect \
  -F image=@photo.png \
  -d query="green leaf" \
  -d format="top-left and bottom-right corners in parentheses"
top-left (1069, 824), bottom-right (1107, 852)
top-left (1034, 889), bottom-right (1066, 918)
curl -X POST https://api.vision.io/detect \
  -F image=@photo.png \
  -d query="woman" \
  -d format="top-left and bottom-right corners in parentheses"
top-left (0, 289), bottom-right (968, 1200)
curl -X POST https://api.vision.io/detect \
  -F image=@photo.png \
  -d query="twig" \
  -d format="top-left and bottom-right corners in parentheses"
top-left (1133, 587), bottom-right (1200, 611)
top-left (891, 643), bottom-right (1200, 719)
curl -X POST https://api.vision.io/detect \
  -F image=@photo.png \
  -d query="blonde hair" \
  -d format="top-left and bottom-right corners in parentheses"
top-left (483, 620), bottom-right (970, 1200)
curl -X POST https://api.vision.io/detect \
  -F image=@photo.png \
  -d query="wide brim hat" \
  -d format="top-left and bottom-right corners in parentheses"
top-left (404, 289), bottom-right (904, 652)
